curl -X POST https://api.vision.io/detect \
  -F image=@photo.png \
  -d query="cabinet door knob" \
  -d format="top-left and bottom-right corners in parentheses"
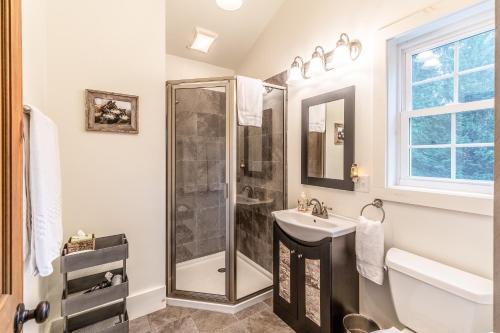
top-left (297, 254), bottom-right (303, 258)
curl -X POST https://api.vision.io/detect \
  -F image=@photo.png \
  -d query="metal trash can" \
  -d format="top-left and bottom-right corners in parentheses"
top-left (343, 314), bottom-right (381, 333)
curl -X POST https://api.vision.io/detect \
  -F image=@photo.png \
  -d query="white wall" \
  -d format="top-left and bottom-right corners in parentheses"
top-left (22, 0), bottom-right (48, 332)
top-left (166, 54), bottom-right (234, 80)
top-left (22, 0), bottom-right (235, 327)
top-left (41, 0), bottom-right (167, 325)
top-left (238, 0), bottom-right (493, 328)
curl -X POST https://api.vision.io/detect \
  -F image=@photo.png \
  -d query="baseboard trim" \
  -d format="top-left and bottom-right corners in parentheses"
top-left (127, 285), bottom-right (167, 319)
top-left (166, 289), bottom-right (272, 314)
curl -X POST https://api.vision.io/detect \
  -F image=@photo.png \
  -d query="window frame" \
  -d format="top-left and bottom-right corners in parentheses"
top-left (397, 17), bottom-right (495, 195)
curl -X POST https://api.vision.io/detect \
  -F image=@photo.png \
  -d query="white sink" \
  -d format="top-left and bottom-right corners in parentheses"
top-left (272, 209), bottom-right (356, 242)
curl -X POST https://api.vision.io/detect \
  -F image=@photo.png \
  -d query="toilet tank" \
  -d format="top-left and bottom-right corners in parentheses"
top-left (386, 248), bottom-right (492, 333)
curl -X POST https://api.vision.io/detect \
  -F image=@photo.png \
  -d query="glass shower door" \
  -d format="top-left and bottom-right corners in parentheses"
top-left (236, 86), bottom-right (285, 299)
top-left (172, 82), bottom-right (229, 298)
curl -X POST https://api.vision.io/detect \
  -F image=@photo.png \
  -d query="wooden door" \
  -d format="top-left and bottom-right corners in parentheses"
top-left (0, 0), bottom-right (24, 331)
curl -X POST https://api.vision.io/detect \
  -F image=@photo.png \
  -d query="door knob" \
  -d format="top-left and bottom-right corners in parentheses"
top-left (13, 301), bottom-right (50, 333)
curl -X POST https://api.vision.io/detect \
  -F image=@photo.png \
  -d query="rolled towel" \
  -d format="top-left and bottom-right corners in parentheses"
top-left (356, 216), bottom-right (384, 285)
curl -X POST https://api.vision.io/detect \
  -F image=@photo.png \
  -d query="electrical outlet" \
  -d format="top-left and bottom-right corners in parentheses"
top-left (355, 175), bottom-right (370, 193)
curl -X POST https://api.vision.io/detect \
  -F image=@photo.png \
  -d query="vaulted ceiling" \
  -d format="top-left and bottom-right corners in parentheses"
top-left (166, 0), bottom-right (286, 70)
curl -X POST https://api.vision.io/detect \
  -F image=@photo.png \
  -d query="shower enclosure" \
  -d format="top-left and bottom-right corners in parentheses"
top-left (167, 77), bottom-right (287, 305)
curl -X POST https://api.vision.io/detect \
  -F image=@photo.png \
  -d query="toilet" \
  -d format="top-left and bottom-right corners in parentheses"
top-left (385, 248), bottom-right (493, 333)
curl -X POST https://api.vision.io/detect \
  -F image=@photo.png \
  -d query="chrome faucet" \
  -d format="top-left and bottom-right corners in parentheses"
top-left (241, 185), bottom-right (255, 198)
top-left (309, 198), bottom-right (329, 219)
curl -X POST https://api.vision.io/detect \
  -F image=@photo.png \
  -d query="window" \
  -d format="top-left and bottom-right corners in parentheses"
top-left (398, 19), bottom-right (495, 194)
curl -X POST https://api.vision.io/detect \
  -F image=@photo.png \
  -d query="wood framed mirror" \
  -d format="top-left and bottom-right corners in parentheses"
top-left (301, 86), bottom-right (355, 191)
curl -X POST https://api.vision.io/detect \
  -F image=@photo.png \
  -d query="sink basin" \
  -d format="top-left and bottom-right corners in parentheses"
top-left (236, 194), bottom-right (274, 206)
top-left (272, 209), bottom-right (356, 242)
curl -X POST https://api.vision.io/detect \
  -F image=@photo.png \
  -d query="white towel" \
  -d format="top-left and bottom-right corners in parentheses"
top-left (356, 216), bottom-right (384, 285)
top-left (28, 106), bottom-right (63, 277)
top-left (308, 104), bottom-right (326, 133)
top-left (237, 75), bottom-right (264, 127)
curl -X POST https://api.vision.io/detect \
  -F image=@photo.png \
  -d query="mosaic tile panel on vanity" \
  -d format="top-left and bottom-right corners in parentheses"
top-left (175, 88), bottom-right (227, 263)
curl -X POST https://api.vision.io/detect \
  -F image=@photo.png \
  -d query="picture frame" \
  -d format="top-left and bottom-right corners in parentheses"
top-left (85, 89), bottom-right (138, 134)
top-left (334, 122), bottom-right (344, 145)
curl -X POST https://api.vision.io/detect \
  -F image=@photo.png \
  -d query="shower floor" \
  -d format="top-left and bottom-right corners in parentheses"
top-left (176, 251), bottom-right (272, 299)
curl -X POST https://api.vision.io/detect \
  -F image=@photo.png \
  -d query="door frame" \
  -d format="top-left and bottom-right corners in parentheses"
top-left (0, 0), bottom-right (24, 331)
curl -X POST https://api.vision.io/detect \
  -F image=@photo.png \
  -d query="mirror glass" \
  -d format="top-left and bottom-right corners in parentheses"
top-left (301, 86), bottom-right (354, 191)
top-left (307, 99), bottom-right (345, 179)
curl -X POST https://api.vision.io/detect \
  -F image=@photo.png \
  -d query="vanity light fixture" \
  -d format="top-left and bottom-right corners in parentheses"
top-left (286, 56), bottom-right (305, 84)
top-left (306, 46), bottom-right (326, 77)
top-left (188, 27), bottom-right (218, 53)
top-left (216, 0), bottom-right (243, 11)
top-left (350, 163), bottom-right (359, 183)
top-left (287, 33), bottom-right (362, 83)
top-left (328, 33), bottom-right (362, 69)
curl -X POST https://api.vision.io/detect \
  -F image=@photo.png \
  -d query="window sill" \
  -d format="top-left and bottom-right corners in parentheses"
top-left (372, 185), bottom-right (493, 216)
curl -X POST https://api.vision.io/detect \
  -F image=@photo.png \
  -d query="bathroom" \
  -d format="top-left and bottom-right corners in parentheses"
top-left (0, 0), bottom-right (497, 332)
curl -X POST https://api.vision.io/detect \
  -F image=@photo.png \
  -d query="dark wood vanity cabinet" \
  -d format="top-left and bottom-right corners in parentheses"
top-left (273, 223), bottom-right (358, 333)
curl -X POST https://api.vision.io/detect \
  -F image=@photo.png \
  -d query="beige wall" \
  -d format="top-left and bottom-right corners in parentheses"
top-left (166, 54), bottom-right (234, 80)
top-left (42, 0), bottom-right (168, 325)
top-left (22, 0), bottom-right (235, 326)
top-left (238, 0), bottom-right (493, 328)
top-left (22, 0), bottom-right (48, 332)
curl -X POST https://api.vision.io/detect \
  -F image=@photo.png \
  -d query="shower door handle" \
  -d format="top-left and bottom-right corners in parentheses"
top-left (224, 183), bottom-right (229, 199)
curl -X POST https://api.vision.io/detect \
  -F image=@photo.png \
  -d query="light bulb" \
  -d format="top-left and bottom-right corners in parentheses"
top-left (330, 44), bottom-right (351, 68)
top-left (287, 65), bottom-right (303, 84)
top-left (307, 54), bottom-right (325, 77)
top-left (216, 0), bottom-right (243, 11)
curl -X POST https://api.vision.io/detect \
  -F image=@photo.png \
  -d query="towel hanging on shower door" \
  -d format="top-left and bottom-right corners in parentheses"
top-left (237, 75), bottom-right (265, 127)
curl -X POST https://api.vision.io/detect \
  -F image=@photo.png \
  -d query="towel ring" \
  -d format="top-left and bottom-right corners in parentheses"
top-left (360, 198), bottom-right (385, 223)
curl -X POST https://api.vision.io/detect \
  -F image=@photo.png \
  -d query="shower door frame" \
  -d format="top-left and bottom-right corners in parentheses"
top-left (166, 76), bottom-right (288, 305)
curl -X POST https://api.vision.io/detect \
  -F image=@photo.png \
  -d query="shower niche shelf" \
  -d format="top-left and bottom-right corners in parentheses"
top-left (61, 234), bottom-right (129, 333)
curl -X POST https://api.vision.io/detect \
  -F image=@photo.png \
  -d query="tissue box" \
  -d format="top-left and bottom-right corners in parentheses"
top-left (66, 234), bottom-right (95, 253)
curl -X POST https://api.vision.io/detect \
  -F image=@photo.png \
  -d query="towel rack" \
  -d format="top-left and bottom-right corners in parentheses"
top-left (360, 198), bottom-right (385, 223)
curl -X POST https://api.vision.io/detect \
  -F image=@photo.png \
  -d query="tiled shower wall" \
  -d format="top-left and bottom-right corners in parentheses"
top-left (175, 88), bottom-right (226, 263)
top-left (236, 88), bottom-right (285, 273)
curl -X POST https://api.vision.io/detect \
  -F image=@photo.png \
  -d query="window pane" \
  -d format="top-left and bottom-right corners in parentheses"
top-left (410, 114), bottom-right (451, 145)
top-left (412, 43), bottom-right (454, 82)
top-left (456, 109), bottom-right (494, 144)
top-left (412, 78), bottom-right (453, 110)
top-left (459, 30), bottom-right (495, 71)
top-left (456, 147), bottom-right (493, 181)
top-left (411, 148), bottom-right (451, 178)
top-left (458, 68), bottom-right (494, 102)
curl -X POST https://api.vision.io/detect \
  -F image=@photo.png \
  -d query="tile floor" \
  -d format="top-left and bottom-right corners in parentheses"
top-left (129, 298), bottom-right (294, 333)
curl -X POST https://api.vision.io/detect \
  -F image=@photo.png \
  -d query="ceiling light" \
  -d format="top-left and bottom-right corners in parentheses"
top-left (188, 27), bottom-right (218, 53)
top-left (287, 56), bottom-right (305, 84)
top-left (306, 46), bottom-right (326, 77)
top-left (328, 33), bottom-right (362, 69)
top-left (216, 0), bottom-right (243, 11)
